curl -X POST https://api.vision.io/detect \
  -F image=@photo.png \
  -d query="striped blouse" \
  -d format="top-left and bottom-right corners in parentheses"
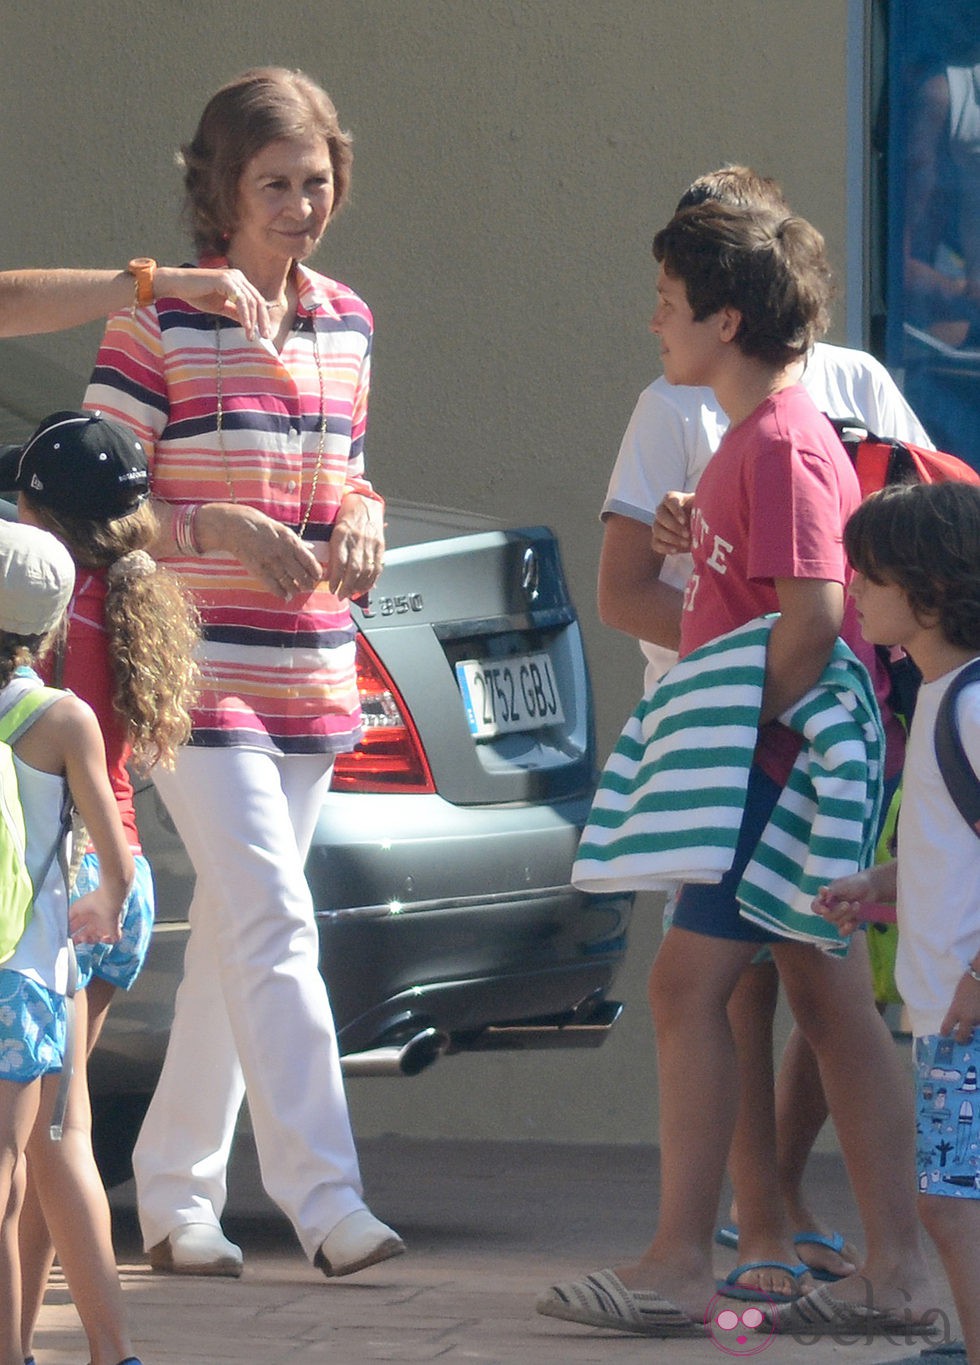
top-left (84, 259), bottom-right (381, 756)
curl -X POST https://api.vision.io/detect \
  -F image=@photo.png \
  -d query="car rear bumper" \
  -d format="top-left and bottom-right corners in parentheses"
top-left (308, 789), bottom-right (630, 1054)
top-left (90, 787), bottom-right (632, 1097)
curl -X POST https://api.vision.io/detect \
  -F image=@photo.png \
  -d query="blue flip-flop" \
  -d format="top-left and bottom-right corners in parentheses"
top-left (792, 1230), bottom-right (852, 1282)
top-left (717, 1260), bottom-right (810, 1304)
top-left (714, 1223), bottom-right (739, 1250)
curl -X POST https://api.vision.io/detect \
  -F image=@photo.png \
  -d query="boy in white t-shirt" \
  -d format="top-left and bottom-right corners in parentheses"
top-left (816, 481), bottom-right (980, 1360)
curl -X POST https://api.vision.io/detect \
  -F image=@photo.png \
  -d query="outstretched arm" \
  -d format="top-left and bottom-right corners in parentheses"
top-left (0, 266), bottom-right (271, 339)
top-left (814, 860), bottom-right (898, 937)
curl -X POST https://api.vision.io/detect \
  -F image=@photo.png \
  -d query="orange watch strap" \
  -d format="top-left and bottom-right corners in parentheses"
top-left (127, 257), bottom-right (157, 308)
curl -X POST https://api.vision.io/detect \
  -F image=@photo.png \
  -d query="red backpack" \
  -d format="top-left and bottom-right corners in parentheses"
top-left (830, 419), bottom-right (980, 731)
top-left (829, 419), bottom-right (980, 499)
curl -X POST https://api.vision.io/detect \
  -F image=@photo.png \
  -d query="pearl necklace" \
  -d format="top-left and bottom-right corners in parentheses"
top-left (213, 313), bottom-right (327, 537)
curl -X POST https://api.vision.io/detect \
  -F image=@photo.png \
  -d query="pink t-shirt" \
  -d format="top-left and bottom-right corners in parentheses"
top-left (680, 385), bottom-right (902, 782)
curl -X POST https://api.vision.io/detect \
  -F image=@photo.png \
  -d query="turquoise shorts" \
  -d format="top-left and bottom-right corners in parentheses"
top-left (915, 1032), bottom-right (980, 1199)
top-left (73, 852), bottom-right (155, 992)
top-left (0, 970), bottom-right (66, 1081)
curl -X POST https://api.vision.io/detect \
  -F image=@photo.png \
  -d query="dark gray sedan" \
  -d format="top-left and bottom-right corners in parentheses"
top-left (80, 499), bottom-right (632, 1181)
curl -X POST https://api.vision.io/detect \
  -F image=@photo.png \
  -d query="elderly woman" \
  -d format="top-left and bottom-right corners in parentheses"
top-left (85, 67), bottom-right (402, 1280)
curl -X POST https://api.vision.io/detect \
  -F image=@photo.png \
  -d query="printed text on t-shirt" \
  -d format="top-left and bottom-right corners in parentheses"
top-left (684, 505), bottom-right (734, 613)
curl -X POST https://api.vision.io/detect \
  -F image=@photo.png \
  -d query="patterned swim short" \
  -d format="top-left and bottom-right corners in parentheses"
top-left (73, 852), bottom-right (155, 992)
top-left (0, 970), bottom-right (67, 1081)
top-left (915, 1032), bottom-right (980, 1199)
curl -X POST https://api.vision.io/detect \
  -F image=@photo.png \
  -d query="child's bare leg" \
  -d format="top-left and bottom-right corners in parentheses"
top-left (773, 934), bottom-right (934, 1315)
top-left (918, 1194), bottom-right (980, 1361)
top-left (20, 976), bottom-right (118, 1357)
top-left (77, 974), bottom-right (117, 1047)
top-left (721, 962), bottom-right (859, 1279)
top-left (774, 1021), bottom-right (859, 1276)
top-left (724, 957), bottom-right (780, 1228)
top-left (612, 929), bottom-right (764, 1314)
top-left (26, 991), bottom-right (133, 1365)
top-left (17, 1157), bottom-right (51, 1361)
top-left (0, 1077), bottom-right (40, 1365)
top-left (724, 960), bottom-right (802, 1281)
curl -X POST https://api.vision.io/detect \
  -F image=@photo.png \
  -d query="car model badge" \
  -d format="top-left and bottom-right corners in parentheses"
top-left (521, 546), bottom-right (540, 603)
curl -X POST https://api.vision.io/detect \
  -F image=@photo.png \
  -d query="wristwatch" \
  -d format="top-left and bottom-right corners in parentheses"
top-left (127, 257), bottom-right (157, 308)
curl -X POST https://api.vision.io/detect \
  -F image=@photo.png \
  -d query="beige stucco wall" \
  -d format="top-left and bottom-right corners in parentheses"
top-left (0, 0), bottom-right (857, 1144)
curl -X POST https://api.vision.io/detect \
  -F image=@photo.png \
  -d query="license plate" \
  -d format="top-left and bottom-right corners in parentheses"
top-left (455, 652), bottom-right (565, 739)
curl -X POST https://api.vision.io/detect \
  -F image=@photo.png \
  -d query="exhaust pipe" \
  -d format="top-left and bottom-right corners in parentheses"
top-left (341, 1026), bottom-right (449, 1077)
top-left (466, 998), bottom-right (623, 1051)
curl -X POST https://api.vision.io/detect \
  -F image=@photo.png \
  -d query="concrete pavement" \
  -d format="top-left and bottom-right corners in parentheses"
top-left (33, 1135), bottom-right (960, 1364)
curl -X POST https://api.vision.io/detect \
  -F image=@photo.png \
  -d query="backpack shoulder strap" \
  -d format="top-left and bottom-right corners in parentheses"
top-left (0, 681), bottom-right (74, 901)
top-left (0, 686), bottom-right (68, 748)
top-left (934, 659), bottom-right (980, 837)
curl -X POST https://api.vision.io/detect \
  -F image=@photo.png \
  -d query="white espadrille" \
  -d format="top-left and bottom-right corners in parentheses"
top-left (315, 1209), bottom-right (405, 1278)
top-left (148, 1222), bottom-right (243, 1277)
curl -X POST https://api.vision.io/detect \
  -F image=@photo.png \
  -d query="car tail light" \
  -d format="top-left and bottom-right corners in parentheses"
top-left (332, 634), bottom-right (435, 793)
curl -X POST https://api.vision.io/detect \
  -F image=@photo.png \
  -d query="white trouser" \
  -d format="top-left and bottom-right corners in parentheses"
top-left (132, 745), bottom-right (365, 1260)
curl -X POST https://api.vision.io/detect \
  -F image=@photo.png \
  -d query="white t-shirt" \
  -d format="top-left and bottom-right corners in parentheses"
top-left (895, 662), bottom-right (980, 1037)
top-left (603, 343), bottom-right (934, 689)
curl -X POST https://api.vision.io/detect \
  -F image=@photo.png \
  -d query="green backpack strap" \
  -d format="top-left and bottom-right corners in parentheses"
top-left (0, 685), bottom-right (73, 901)
top-left (0, 686), bottom-right (68, 964)
top-left (0, 685), bottom-right (66, 746)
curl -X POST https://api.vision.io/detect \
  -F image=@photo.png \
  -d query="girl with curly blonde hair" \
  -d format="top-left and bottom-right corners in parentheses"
top-left (34, 497), bottom-right (199, 771)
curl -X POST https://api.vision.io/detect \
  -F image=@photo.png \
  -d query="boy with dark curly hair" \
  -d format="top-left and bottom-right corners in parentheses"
top-left (818, 480), bottom-right (980, 1361)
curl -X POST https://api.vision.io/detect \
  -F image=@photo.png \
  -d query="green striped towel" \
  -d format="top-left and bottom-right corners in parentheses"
top-left (572, 615), bottom-right (884, 951)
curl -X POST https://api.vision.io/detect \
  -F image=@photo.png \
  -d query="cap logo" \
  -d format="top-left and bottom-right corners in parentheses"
top-left (29, 473), bottom-right (44, 492)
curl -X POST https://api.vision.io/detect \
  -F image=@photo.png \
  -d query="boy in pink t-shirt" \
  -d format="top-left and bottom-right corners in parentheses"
top-left (684, 385), bottom-right (904, 789)
top-left (538, 201), bottom-right (937, 1339)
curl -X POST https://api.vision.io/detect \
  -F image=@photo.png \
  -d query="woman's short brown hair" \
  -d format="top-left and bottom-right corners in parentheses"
top-left (180, 66), bottom-right (354, 256)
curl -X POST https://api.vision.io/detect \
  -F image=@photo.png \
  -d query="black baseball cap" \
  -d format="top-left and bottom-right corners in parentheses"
top-left (0, 409), bottom-right (150, 520)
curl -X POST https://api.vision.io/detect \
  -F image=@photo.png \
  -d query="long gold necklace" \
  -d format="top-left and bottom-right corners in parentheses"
top-left (214, 313), bottom-right (327, 537)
